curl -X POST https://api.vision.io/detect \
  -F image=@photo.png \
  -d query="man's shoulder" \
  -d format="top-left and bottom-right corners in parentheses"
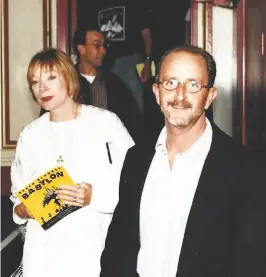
top-left (211, 123), bottom-right (255, 172)
top-left (102, 71), bottom-right (130, 94)
top-left (102, 70), bottom-right (123, 84)
top-left (125, 132), bottom-right (158, 159)
top-left (119, 134), bottom-right (157, 187)
top-left (212, 123), bottom-right (245, 154)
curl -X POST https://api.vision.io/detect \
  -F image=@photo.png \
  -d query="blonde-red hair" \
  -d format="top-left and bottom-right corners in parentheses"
top-left (27, 48), bottom-right (80, 100)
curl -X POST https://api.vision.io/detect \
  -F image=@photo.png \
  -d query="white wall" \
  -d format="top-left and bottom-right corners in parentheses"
top-left (212, 7), bottom-right (234, 136)
top-left (197, 4), bottom-right (204, 49)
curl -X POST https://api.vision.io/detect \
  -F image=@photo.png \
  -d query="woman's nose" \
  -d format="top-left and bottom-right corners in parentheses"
top-left (39, 81), bottom-right (48, 91)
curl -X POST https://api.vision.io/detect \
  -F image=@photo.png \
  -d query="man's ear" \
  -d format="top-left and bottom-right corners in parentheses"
top-left (205, 87), bottom-right (217, 109)
top-left (152, 83), bottom-right (160, 105)
top-left (77, 45), bottom-right (85, 56)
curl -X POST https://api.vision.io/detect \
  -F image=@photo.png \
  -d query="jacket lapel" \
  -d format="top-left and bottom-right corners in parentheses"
top-left (133, 143), bottom-right (156, 204)
top-left (118, 142), bottom-right (156, 276)
top-left (78, 74), bottom-right (93, 105)
top-left (177, 126), bottom-right (230, 277)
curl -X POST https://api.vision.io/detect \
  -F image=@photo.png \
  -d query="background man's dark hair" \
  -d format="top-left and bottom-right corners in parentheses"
top-left (155, 45), bottom-right (217, 88)
top-left (72, 27), bottom-right (105, 61)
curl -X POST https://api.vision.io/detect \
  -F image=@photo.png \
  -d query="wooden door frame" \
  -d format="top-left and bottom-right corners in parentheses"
top-left (234, 0), bottom-right (246, 145)
top-left (57, 0), bottom-right (77, 55)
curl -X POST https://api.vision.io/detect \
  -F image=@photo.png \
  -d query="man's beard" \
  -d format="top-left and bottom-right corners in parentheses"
top-left (161, 99), bottom-right (203, 128)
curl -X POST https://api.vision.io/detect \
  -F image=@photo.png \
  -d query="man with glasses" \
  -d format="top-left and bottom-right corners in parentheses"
top-left (73, 28), bottom-right (144, 143)
top-left (100, 45), bottom-right (266, 277)
top-left (77, 2), bottom-right (152, 115)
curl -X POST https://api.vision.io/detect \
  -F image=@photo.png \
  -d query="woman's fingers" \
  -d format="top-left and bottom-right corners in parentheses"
top-left (57, 185), bottom-right (79, 193)
top-left (79, 183), bottom-right (92, 206)
top-left (56, 184), bottom-right (88, 206)
top-left (26, 207), bottom-right (34, 218)
top-left (63, 198), bottom-right (83, 207)
top-left (57, 193), bottom-right (83, 206)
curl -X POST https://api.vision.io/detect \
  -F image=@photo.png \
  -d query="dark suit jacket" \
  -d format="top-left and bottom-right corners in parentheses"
top-left (101, 124), bottom-right (266, 277)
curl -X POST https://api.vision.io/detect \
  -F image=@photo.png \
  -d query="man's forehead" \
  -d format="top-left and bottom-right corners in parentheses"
top-left (85, 30), bottom-right (104, 41)
top-left (164, 51), bottom-right (205, 65)
top-left (161, 52), bottom-right (207, 72)
top-left (159, 52), bottom-right (208, 82)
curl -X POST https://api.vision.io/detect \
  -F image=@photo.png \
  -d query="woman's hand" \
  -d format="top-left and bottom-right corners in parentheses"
top-left (15, 203), bottom-right (34, 219)
top-left (55, 182), bottom-right (92, 207)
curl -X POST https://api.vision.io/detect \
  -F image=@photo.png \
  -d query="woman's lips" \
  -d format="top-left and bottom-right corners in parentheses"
top-left (41, 96), bottom-right (53, 102)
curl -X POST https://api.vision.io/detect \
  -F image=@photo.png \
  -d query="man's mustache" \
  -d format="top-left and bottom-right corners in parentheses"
top-left (167, 99), bottom-right (191, 108)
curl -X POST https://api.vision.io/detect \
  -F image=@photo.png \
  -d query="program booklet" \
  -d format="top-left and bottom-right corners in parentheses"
top-left (16, 166), bottom-right (80, 230)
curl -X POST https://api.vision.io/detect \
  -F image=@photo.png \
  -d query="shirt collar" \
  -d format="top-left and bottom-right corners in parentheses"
top-left (155, 118), bottom-right (213, 157)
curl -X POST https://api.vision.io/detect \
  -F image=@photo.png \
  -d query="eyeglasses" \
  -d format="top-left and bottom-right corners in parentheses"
top-left (158, 79), bottom-right (210, 93)
top-left (85, 43), bottom-right (110, 50)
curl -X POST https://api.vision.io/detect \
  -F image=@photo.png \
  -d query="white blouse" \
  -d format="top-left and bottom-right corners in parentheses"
top-left (10, 105), bottom-right (134, 277)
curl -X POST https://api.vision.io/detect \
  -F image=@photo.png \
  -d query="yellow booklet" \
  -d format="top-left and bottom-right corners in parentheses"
top-left (16, 166), bottom-right (80, 230)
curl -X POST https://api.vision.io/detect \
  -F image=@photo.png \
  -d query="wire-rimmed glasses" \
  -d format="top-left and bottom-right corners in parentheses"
top-left (158, 79), bottom-right (210, 93)
top-left (85, 42), bottom-right (110, 50)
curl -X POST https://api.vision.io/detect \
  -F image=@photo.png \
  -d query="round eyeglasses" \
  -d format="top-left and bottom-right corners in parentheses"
top-left (85, 43), bottom-right (110, 50)
top-left (158, 79), bottom-right (210, 93)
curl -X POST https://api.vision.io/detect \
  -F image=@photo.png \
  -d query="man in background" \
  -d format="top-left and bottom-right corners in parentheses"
top-left (77, 1), bottom-right (152, 115)
top-left (73, 28), bottom-right (144, 143)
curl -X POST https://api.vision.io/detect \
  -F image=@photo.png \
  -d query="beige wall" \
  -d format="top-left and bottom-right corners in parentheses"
top-left (1, 0), bottom-right (57, 167)
top-left (9, 0), bottom-right (43, 140)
